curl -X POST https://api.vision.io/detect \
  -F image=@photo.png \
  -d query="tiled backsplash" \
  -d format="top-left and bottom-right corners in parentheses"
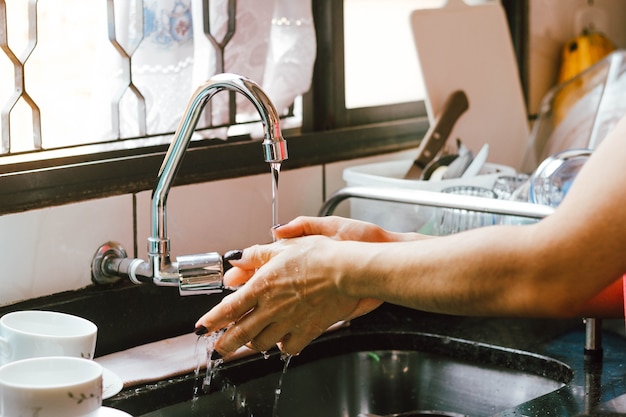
top-left (0, 150), bottom-right (414, 307)
top-left (0, 196), bottom-right (134, 305)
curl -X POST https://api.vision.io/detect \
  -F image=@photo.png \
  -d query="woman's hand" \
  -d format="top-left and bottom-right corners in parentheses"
top-left (223, 216), bottom-right (425, 289)
top-left (195, 235), bottom-right (382, 357)
top-left (273, 215), bottom-right (428, 243)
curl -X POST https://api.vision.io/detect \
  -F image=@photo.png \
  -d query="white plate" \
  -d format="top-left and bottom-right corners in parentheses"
top-left (98, 406), bottom-right (133, 416)
top-left (102, 367), bottom-right (124, 399)
top-left (462, 144), bottom-right (489, 178)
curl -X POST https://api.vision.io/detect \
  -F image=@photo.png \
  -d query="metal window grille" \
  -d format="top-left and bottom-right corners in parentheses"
top-left (0, 0), bottom-right (41, 154)
top-left (0, 0), bottom-right (281, 156)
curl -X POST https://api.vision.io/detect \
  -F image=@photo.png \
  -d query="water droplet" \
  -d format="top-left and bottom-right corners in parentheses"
top-left (272, 353), bottom-right (292, 416)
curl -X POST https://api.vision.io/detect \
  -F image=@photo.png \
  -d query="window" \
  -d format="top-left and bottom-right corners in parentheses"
top-left (1, 0), bottom-right (312, 154)
top-left (344, 0), bottom-right (442, 109)
top-left (0, 0), bottom-right (524, 215)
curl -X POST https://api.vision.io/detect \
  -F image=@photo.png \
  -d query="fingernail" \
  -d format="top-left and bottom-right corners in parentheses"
top-left (224, 249), bottom-right (243, 261)
top-left (271, 224), bottom-right (284, 230)
top-left (210, 350), bottom-right (222, 361)
top-left (194, 325), bottom-right (209, 336)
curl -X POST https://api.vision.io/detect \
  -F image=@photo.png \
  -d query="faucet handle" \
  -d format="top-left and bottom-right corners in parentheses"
top-left (177, 252), bottom-right (224, 295)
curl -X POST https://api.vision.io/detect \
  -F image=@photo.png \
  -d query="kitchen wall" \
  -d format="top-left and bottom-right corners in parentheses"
top-left (2, 0), bottom-right (626, 307)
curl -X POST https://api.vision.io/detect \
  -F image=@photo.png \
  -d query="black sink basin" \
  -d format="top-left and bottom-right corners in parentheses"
top-left (107, 330), bottom-right (572, 417)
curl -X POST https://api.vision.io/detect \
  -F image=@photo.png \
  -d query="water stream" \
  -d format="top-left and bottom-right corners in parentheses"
top-left (272, 353), bottom-right (292, 416)
top-left (190, 162), bottom-right (292, 415)
top-left (268, 161), bottom-right (294, 415)
top-left (270, 161), bottom-right (281, 232)
top-left (193, 330), bottom-right (226, 400)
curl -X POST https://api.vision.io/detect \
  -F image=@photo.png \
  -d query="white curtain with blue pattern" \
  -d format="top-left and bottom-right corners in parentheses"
top-left (112, 0), bottom-right (315, 138)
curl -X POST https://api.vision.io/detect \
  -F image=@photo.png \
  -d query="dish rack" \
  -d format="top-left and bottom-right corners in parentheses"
top-left (319, 185), bottom-right (553, 223)
top-left (522, 50), bottom-right (626, 172)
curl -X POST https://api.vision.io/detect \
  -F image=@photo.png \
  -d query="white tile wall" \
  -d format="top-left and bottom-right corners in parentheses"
top-left (0, 196), bottom-right (134, 306)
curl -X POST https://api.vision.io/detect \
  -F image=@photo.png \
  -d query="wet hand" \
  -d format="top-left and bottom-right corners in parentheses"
top-left (195, 236), bottom-right (382, 357)
top-left (273, 215), bottom-right (397, 242)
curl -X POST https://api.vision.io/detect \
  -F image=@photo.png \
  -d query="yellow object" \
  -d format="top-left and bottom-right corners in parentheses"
top-left (558, 30), bottom-right (615, 84)
top-left (553, 30), bottom-right (615, 125)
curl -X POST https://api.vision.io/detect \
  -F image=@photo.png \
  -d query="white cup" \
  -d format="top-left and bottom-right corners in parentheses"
top-left (0, 311), bottom-right (97, 366)
top-left (0, 356), bottom-right (103, 417)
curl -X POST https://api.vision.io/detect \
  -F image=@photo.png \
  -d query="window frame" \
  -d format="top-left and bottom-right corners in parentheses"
top-left (0, 0), bottom-right (526, 216)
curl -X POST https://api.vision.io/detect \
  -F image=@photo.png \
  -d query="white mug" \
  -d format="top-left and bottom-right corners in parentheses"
top-left (0, 310), bottom-right (97, 366)
top-left (0, 356), bottom-right (103, 417)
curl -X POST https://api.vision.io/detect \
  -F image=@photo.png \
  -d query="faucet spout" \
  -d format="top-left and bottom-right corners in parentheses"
top-left (149, 73), bottom-right (287, 288)
top-left (91, 73), bottom-right (287, 295)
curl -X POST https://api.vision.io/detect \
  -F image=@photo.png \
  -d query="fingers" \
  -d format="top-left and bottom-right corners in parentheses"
top-left (223, 267), bottom-right (254, 288)
top-left (194, 288), bottom-right (257, 337)
top-left (219, 318), bottom-right (327, 357)
top-left (222, 244), bottom-right (272, 288)
top-left (278, 328), bottom-right (325, 356)
top-left (237, 321), bottom-right (290, 354)
top-left (273, 216), bottom-right (390, 243)
top-left (271, 217), bottom-right (312, 239)
top-left (272, 216), bottom-right (339, 240)
top-left (210, 307), bottom-right (288, 356)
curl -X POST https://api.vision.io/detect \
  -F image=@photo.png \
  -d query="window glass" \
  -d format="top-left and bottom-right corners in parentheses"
top-left (343, 0), bottom-right (494, 109)
top-left (1, 1), bottom-right (114, 153)
top-left (0, 0), bottom-right (314, 156)
top-left (343, 0), bottom-right (444, 109)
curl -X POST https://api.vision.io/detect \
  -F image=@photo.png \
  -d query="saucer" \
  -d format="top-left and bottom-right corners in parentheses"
top-left (102, 367), bottom-right (123, 399)
top-left (98, 406), bottom-right (133, 416)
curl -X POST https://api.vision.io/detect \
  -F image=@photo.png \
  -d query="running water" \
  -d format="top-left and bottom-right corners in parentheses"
top-left (193, 336), bottom-right (293, 416)
top-left (270, 162), bottom-right (281, 234)
top-left (193, 329), bottom-right (225, 401)
top-left (190, 162), bottom-right (290, 415)
top-left (272, 353), bottom-right (292, 417)
top-left (269, 161), bottom-right (293, 416)
top-left (269, 161), bottom-right (292, 416)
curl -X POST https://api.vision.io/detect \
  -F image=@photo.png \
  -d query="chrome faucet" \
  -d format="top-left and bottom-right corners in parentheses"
top-left (91, 73), bottom-right (288, 295)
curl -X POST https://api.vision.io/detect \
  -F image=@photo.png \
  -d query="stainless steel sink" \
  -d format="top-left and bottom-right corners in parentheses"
top-left (130, 331), bottom-right (572, 417)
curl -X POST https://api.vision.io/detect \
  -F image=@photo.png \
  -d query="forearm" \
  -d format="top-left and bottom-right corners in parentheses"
top-left (336, 223), bottom-right (622, 318)
top-left (335, 226), bottom-right (526, 316)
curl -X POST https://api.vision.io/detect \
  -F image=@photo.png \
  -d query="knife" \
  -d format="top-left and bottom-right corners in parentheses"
top-left (404, 90), bottom-right (469, 179)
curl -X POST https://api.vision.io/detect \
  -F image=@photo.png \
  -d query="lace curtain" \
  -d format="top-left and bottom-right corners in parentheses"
top-left (104, 0), bottom-right (316, 139)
